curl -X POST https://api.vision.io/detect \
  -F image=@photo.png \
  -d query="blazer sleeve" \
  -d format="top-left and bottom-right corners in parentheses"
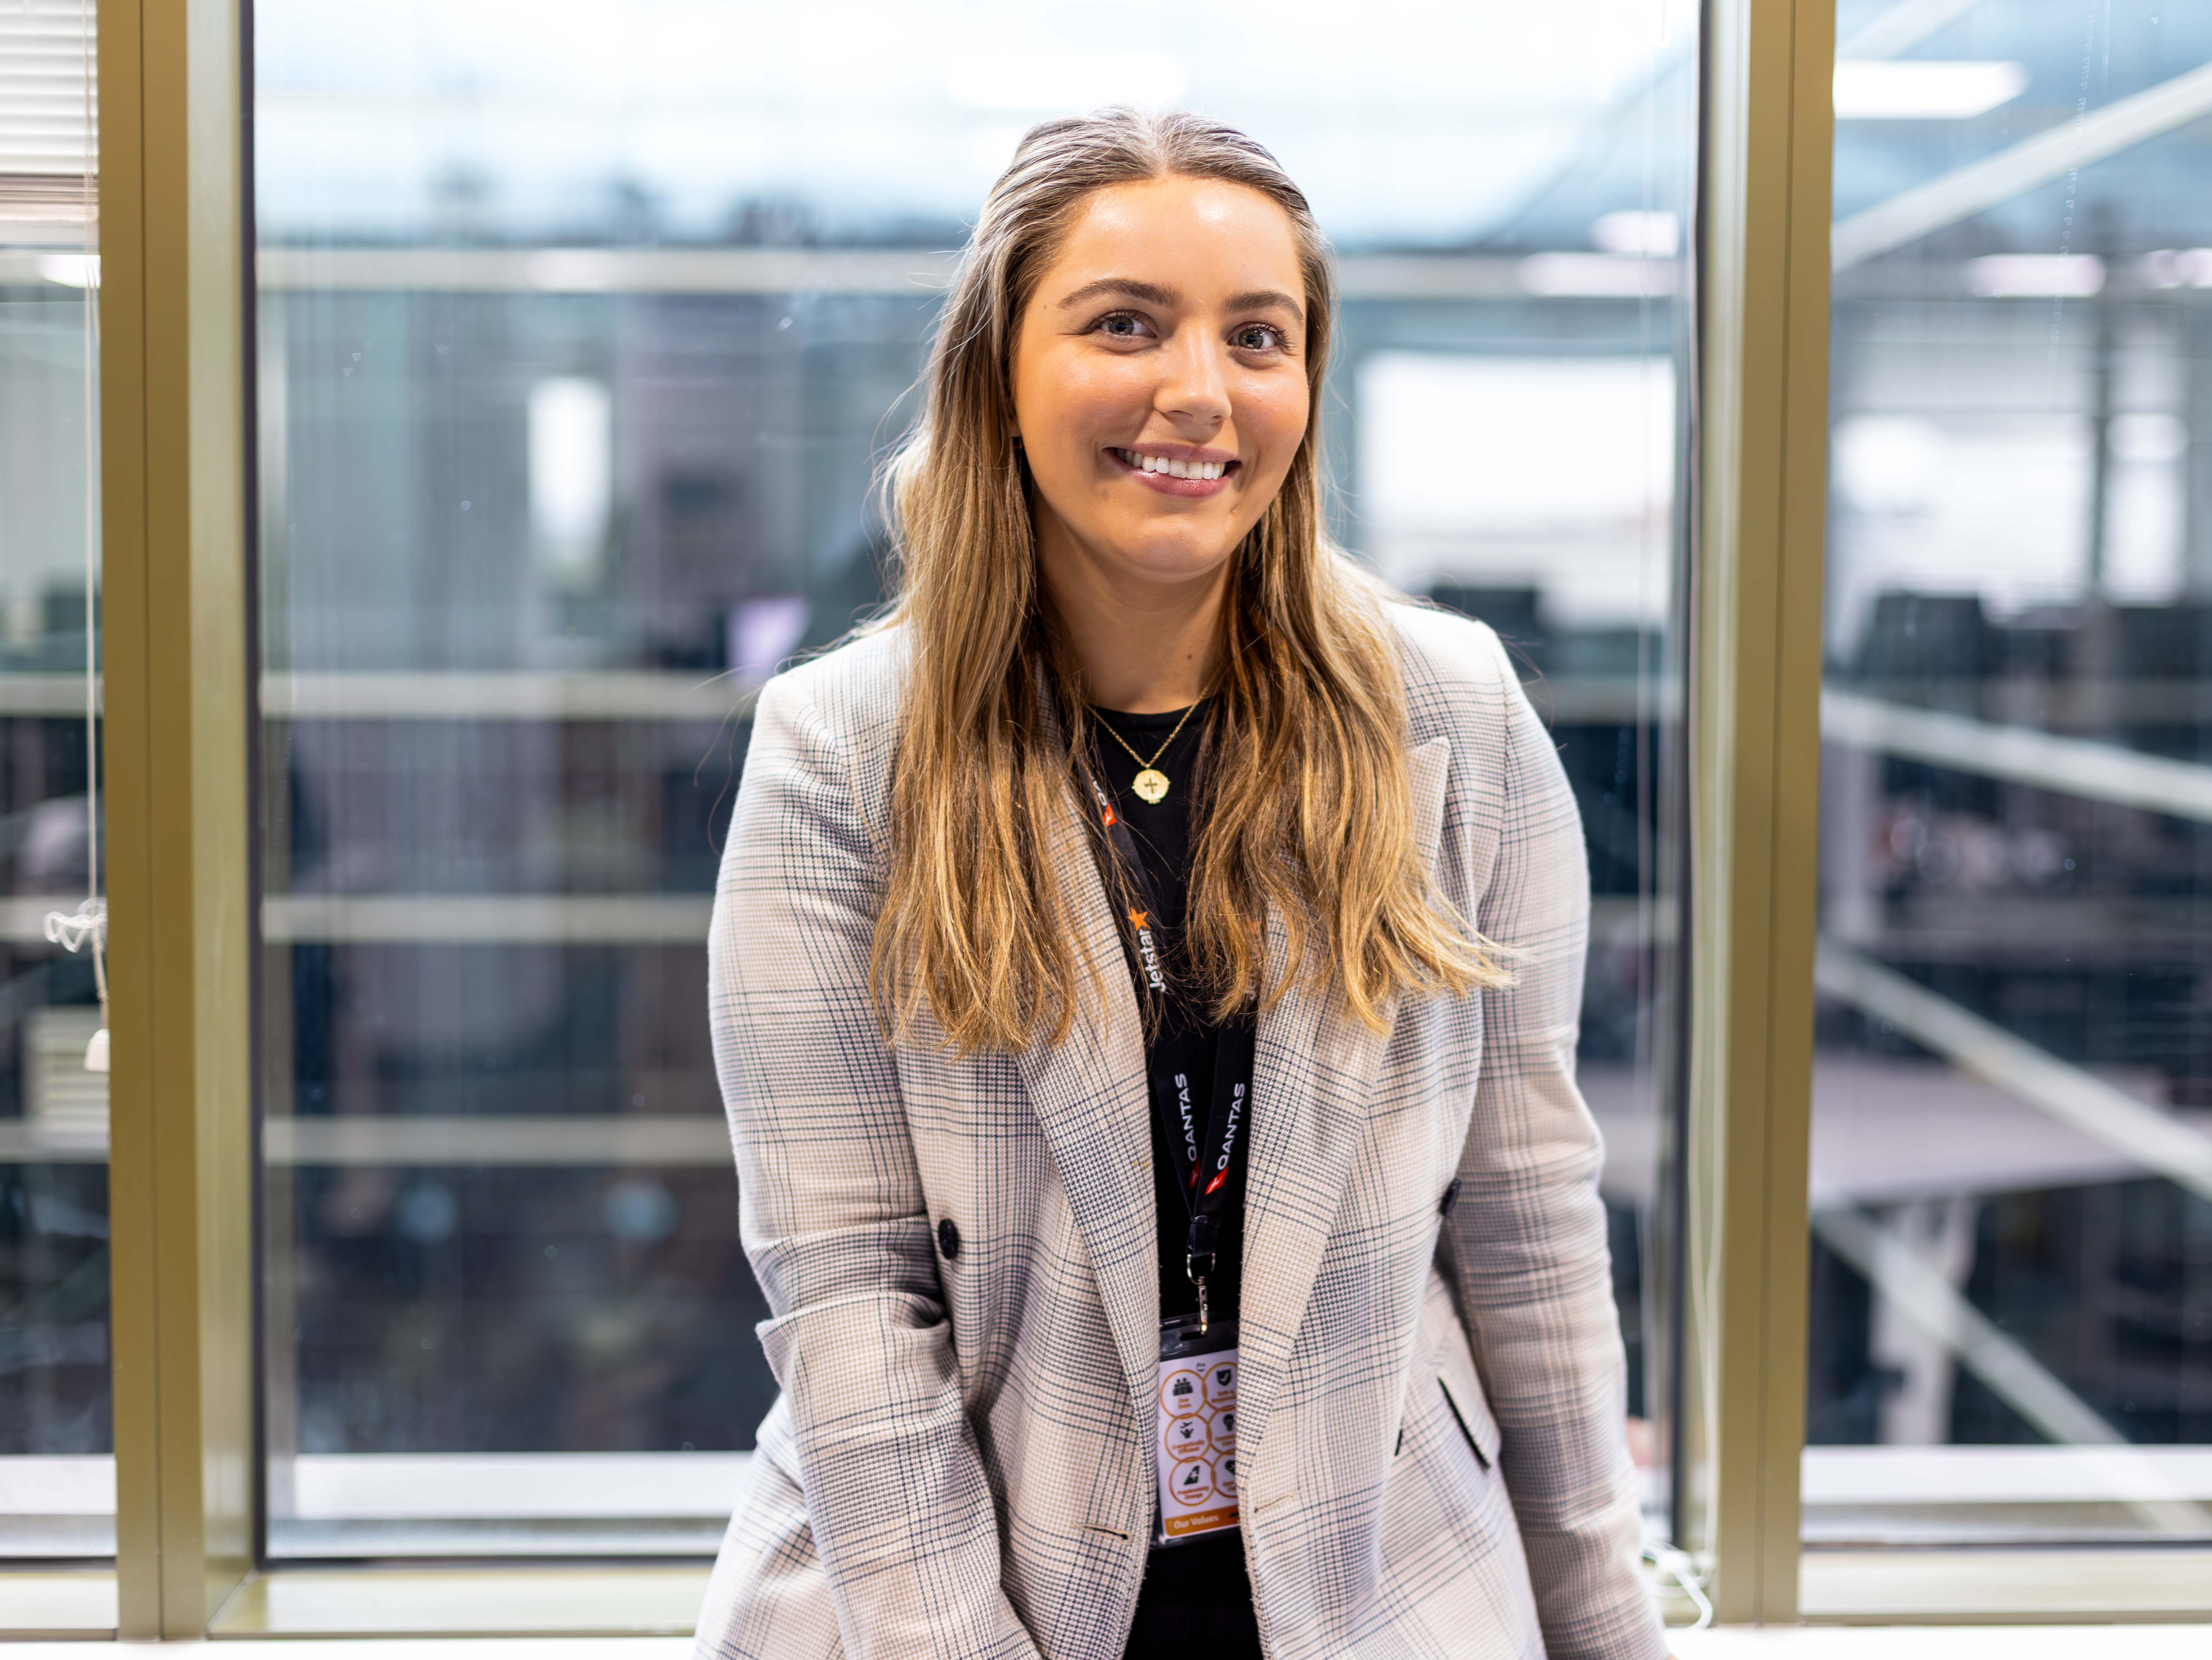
top-left (1441, 638), bottom-right (1667, 1660)
top-left (711, 674), bottom-right (1042, 1660)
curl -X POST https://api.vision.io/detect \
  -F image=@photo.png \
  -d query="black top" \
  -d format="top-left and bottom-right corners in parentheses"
top-left (1087, 701), bottom-right (1264, 1660)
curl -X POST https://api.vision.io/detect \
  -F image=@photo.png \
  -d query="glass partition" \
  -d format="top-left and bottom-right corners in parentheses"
top-left (252, 0), bottom-right (1698, 1558)
top-left (0, 0), bottom-right (112, 1567)
top-left (1809, 0), bottom-right (2212, 1549)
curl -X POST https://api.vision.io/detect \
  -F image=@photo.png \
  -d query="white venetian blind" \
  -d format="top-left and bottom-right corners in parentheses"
top-left (0, 0), bottom-right (96, 238)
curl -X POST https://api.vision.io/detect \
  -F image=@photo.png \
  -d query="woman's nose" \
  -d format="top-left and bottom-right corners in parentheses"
top-left (1156, 329), bottom-right (1230, 427)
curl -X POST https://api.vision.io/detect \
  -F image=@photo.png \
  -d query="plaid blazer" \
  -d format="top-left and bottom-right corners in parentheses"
top-left (694, 602), bottom-right (1665, 1660)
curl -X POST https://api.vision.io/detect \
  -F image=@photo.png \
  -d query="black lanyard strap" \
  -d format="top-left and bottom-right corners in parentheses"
top-left (1083, 766), bottom-right (1256, 1332)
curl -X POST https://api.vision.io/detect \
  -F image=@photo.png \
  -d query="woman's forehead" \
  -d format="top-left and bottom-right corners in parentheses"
top-left (1043, 177), bottom-right (1305, 305)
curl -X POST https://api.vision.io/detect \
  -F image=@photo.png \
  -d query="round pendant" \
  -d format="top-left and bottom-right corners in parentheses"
top-left (1131, 768), bottom-right (1170, 804)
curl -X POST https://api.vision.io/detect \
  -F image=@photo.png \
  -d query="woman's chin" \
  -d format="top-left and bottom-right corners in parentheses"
top-left (1067, 512), bottom-right (1247, 584)
top-left (1094, 540), bottom-right (1242, 592)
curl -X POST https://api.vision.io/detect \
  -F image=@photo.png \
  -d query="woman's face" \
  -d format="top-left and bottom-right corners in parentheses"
top-left (1010, 175), bottom-right (1311, 596)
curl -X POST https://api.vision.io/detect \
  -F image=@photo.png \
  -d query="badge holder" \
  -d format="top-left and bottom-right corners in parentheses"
top-left (1152, 1313), bottom-right (1240, 1547)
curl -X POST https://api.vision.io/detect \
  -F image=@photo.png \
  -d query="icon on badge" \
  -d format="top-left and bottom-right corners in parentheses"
top-left (1160, 1368), bottom-right (1203, 1414)
top-left (1171, 1458), bottom-right (1214, 1504)
top-left (1170, 1415), bottom-right (1205, 1449)
top-left (1204, 1362), bottom-right (1236, 1409)
top-left (1217, 1455), bottom-right (1238, 1500)
top-left (1210, 1410), bottom-right (1236, 1456)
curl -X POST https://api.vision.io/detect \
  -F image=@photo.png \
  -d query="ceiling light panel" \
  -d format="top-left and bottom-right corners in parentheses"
top-left (1834, 60), bottom-right (2028, 121)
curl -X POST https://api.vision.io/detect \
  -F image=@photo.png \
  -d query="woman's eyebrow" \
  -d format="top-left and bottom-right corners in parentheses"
top-left (1055, 279), bottom-right (1304, 322)
top-left (1225, 289), bottom-right (1303, 320)
top-left (1057, 278), bottom-right (1177, 310)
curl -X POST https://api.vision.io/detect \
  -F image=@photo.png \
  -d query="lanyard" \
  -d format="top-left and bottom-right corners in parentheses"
top-left (1082, 766), bottom-right (1257, 1335)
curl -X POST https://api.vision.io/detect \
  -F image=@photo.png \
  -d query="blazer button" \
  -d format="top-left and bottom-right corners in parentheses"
top-left (1438, 1178), bottom-right (1462, 1218)
top-left (937, 1217), bottom-right (962, 1260)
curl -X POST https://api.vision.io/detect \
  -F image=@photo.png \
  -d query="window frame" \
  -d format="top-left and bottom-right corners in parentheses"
top-left (13, 0), bottom-right (2204, 1638)
top-left (1676, 0), bottom-right (1832, 1622)
top-left (96, 0), bottom-right (257, 1637)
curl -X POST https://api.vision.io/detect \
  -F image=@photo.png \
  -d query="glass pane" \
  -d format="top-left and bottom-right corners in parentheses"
top-left (0, 0), bottom-right (114, 1568)
top-left (1810, 2), bottom-right (2212, 1548)
top-left (253, 0), bottom-right (1697, 1558)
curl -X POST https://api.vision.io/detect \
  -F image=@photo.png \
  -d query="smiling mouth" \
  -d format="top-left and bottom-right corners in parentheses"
top-left (1110, 448), bottom-right (1237, 482)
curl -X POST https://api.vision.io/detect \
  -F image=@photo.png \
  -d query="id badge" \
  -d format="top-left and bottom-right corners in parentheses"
top-left (1152, 1314), bottom-right (1239, 1546)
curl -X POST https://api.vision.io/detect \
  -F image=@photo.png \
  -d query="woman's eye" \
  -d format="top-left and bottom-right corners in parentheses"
top-left (1096, 312), bottom-right (1152, 340)
top-left (1233, 324), bottom-right (1285, 352)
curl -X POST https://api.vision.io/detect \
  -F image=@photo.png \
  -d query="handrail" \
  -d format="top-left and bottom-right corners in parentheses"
top-left (1822, 688), bottom-right (2212, 825)
top-left (1811, 1205), bottom-right (2121, 1448)
top-left (1810, 1203), bottom-right (2212, 1534)
top-left (1814, 938), bottom-right (2212, 1205)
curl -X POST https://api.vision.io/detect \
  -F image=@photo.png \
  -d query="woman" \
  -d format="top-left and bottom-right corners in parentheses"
top-left (695, 109), bottom-right (1664, 1660)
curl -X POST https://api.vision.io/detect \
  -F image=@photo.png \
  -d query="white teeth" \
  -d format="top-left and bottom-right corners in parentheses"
top-left (1120, 448), bottom-right (1228, 480)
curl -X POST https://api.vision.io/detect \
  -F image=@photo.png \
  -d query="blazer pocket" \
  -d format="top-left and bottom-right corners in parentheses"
top-left (1436, 1377), bottom-right (1492, 1473)
top-left (1417, 1264), bottom-right (1506, 1470)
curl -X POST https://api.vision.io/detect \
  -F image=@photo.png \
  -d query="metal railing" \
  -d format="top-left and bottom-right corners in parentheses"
top-left (1822, 689), bottom-right (2212, 826)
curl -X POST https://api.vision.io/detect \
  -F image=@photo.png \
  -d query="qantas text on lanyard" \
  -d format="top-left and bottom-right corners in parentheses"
top-left (1083, 768), bottom-right (1255, 1546)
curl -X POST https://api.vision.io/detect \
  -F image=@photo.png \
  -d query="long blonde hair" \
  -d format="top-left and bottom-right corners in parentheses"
top-left (870, 108), bottom-right (1507, 1054)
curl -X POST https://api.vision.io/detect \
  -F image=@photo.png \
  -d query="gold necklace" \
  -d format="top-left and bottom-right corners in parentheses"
top-left (1095, 697), bottom-right (1205, 804)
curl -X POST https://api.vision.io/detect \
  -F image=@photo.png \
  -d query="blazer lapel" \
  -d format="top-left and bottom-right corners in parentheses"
top-left (1012, 765), bottom-right (1165, 1433)
top-left (1234, 736), bottom-right (1455, 1456)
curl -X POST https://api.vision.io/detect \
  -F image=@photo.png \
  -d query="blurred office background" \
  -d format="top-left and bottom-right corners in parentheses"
top-left (1806, 0), bottom-right (2212, 1548)
top-left (5, 0), bottom-right (2209, 1580)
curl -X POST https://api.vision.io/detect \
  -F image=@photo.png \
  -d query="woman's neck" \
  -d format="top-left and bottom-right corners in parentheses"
top-left (1038, 529), bottom-right (1227, 714)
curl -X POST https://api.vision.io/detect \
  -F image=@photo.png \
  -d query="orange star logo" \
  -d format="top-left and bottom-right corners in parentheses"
top-left (1128, 911), bottom-right (1149, 930)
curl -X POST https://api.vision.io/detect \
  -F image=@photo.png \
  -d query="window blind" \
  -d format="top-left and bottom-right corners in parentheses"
top-left (0, 0), bottom-right (96, 242)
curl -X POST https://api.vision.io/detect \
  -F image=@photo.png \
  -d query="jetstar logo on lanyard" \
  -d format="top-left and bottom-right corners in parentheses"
top-left (1126, 909), bottom-right (1167, 994)
top-left (1093, 787), bottom-right (1168, 993)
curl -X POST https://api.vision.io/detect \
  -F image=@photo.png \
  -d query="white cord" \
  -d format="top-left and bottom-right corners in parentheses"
top-left (81, 0), bottom-right (104, 1038)
top-left (1643, 1528), bottom-right (1715, 1630)
top-left (44, 903), bottom-right (104, 956)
